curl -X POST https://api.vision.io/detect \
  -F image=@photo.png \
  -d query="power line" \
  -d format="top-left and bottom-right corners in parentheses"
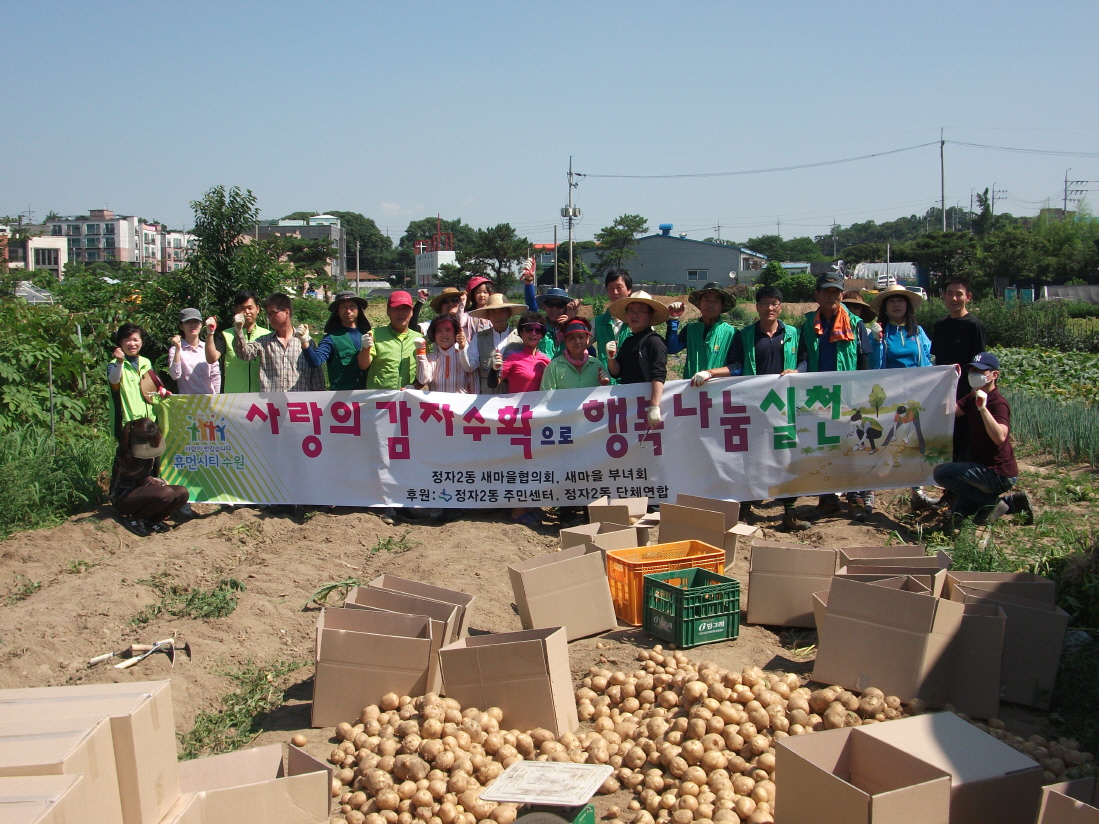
top-left (950, 141), bottom-right (1099, 158)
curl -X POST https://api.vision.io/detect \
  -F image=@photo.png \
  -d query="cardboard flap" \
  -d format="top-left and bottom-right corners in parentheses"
top-left (508, 549), bottom-right (616, 640)
top-left (366, 574), bottom-right (475, 639)
top-left (838, 544), bottom-right (927, 568)
top-left (845, 550), bottom-right (951, 571)
top-left (346, 587), bottom-right (459, 627)
top-left (198, 770), bottom-right (328, 824)
top-left (943, 572), bottom-right (1056, 605)
top-left (826, 577), bottom-right (941, 633)
top-left (659, 505), bottom-right (730, 548)
top-left (286, 746), bottom-right (331, 782)
top-left (0, 774), bottom-right (87, 824)
top-left (675, 494), bottom-right (741, 525)
top-left (177, 744), bottom-right (283, 794)
top-left (749, 542), bottom-right (837, 575)
top-left (559, 522), bottom-right (635, 550)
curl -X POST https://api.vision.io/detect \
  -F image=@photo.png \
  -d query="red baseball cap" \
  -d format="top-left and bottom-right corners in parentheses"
top-left (466, 275), bottom-right (493, 294)
top-left (387, 291), bottom-right (413, 308)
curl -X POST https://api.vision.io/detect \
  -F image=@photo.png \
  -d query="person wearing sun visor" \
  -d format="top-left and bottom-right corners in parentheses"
top-left (110, 418), bottom-right (190, 537)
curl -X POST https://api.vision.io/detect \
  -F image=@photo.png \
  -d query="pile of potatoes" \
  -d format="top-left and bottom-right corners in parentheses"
top-left (321, 645), bottom-right (1097, 824)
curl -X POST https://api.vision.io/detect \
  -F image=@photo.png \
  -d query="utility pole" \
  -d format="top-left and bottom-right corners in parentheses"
top-left (562, 157), bottom-right (580, 289)
top-left (776, 218), bottom-right (781, 236)
top-left (553, 224), bottom-right (558, 288)
top-left (940, 128), bottom-right (946, 232)
top-left (1064, 169), bottom-right (1089, 216)
top-left (991, 184), bottom-right (1007, 217)
top-left (831, 221), bottom-right (838, 258)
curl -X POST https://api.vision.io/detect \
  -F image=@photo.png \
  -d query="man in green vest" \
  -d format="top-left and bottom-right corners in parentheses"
top-left (593, 269), bottom-right (633, 384)
top-left (798, 269), bottom-right (872, 519)
top-left (691, 285), bottom-right (808, 532)
top-left (204, 290), bottom-right (270, 393)
top-left (666, 282), bottom-right (738, 376)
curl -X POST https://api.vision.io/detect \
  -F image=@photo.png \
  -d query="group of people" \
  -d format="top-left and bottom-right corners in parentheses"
top-left (105, 266), bottom-right (1032, 537)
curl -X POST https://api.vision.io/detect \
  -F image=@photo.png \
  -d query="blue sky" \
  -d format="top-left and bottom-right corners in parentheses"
top-left (4, 1), bottom-right (1097, 246)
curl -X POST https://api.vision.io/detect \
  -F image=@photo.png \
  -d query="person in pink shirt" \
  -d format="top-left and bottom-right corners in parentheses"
top-left (490, 311), bottom-right (550, 394)
top-left (416, 315), bottom-right (477, 393)
top-left (168, 308), bottom-right (221, 394)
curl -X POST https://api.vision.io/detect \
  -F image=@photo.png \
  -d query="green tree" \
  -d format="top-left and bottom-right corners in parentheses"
top-left (772, 274), bottom-right (816, 302)
top-left (757, 260), bottom-right (786, 287)
top-left (743, 235), bottom-right (786, 260)
top-left (838, 242), bottom-right (887, 268)
top-left (869, 384), bottom-right (886, 416)
top-left (464, 224), bottom-right (530, 293)
top-left (904, 232), bottom-right (978, 281)
top-left (326, 211), bottom-right (394, 275)
top-left (593, 214), bottom-right (648, 274)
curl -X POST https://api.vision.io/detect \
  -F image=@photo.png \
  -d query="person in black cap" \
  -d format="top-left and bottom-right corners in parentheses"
top-left (932, 352), bottom-right (1033, 532)
top-left (111, 417), bottom-right (189, 536)
top-left (520, 268), bottom-right (579, 358)
top-left (301, 291), bottom-right (373, 390)
top-left (665, 282), bottom-right (738, 377)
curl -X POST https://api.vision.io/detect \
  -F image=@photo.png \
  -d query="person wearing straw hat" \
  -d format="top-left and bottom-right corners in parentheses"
top-left (466, 293), bottom-right (527, 393)
top-left (798, 268), bottom-right (873, 520)
top-left (842, 290), bottom-right (879, 327)
top-left (300, 291), bottom-right (373, 390)
top-left (417, 286), bottom-right (467, 335)
top-left (867, 285), bottom-right (932, 370)
top-left (605, 292), bottom-right (669, 430)
top-left (665, 282), bottom-right (738, 377)
top-left (593, 269), bottom-right (634, 385)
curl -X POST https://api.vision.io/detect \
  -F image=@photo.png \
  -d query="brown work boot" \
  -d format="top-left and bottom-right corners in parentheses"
top-left (781, 508), bottom-right (810, 532)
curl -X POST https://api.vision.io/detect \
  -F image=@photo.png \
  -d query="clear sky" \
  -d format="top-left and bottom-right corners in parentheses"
top-left (4, 1), bottom-right (1098, 246)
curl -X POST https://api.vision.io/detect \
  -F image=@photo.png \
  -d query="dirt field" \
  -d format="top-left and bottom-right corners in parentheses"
top-left (0, 486), bottom-right (1048, 814)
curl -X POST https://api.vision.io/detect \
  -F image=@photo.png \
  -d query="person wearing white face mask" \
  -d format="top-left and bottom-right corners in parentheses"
top-left (932, 352), bottom-right (1033, 533)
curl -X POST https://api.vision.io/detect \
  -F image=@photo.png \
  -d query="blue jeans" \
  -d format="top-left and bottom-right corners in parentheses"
top-left (933, 462), bottom-right (1016, 516)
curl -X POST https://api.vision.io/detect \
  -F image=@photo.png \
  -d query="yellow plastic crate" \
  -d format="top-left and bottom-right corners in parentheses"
top-left (606, 540), bottom-right (725, 626)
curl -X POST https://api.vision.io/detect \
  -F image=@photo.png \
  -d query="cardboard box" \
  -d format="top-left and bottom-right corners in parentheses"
top-left (366, 574), bottom-right (475, 641)
top-left (0, 774), bottom-right (86, 824)
top-left (153, 795), bottom-right (202, 824)
top-left (438, 627), bottom-right (578, 736)
top-left (857, 712), bottom-right (1044, 824)
top-left (775, 726), bottom-right (951, 824)
top-left (344, 586), bottom-right (458, 694)
top-left (658, 496), bottom-right (758, 563)
top-left (587, 497), bottom-right (659, 544)
top-left (813, 576), bottom-right (965, 704)
top-left (948, 603), bottom-right (1007, 719)
top-left (559, 522), bottom-right (636, 552)
top-left (835, 566), bottom-right (948, 597)
top-left (0, 682), bottom-right (179, 824)
top-left (508, 547), bottom-right (617, 641)
top-left (942, 571), bottom-right (1056, 604)
top-left (1038, 778), bottom-right (1099, 824)
top-left (946, 585), bottom-right (1069, 708)
top-left (177, 744), bottom-right (330, 824)
top-left (312, 607), bottom-right (434, 727)
top-left (745, 541), bottom-right (836, 627)
top-left (837, 544), bottom-right (928, 569)
top-left (844, 550), bottom-right (951, 571)
top-left (0, 717), bottom-right (123, 824)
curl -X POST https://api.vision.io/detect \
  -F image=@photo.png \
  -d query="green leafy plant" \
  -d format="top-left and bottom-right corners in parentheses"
top-left (6, 574), bottom-right (42, 605)
top-left (306, 577), bottom-right (362, 608)
top-left (64, 558), bottom-right (97, 574)
top-left (131, 573), bottom-right (246, 625)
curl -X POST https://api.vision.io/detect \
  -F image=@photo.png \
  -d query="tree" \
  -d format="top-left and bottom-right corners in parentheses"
top-left (593, 214), bottom-right (648, 275)
top-left (838, 242), bottom-right (887, 268)
top-left (869, 384), bottom-right (886, 416)
top-left (464, 224), bottom-right (530, 293)
top-left (326, 211), bottom-right (394, 274)
top-left (44, 211), bottom-right (61, 223)
top-left (757, 260), bottom-right (786, 287)
top-left (743, 235), bottom-right (786, 260)
top-left (904, 232), bottom-right (977, 281)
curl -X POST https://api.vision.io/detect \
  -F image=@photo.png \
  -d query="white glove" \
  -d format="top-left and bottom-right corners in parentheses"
top-left (975, 389), bottom-right (987, 409)
top-left (233, 313), bottom-right (245, 328)
top-left (870, 322), bottom-right (883, 342)
top-left (691, 370), bottom-right (712, 387)
top-left (647, 405), bottom-right (662, 428)
top-left (667, 301), bottom-right (686, 318)
top-left (491, 350), bottom-right (504, 370)
top-left (605, 341), bottom-right (618, 359)
top-left (204, 316), bottom-right (218, 333)
top-left (294, 324), bottom-right (311, 344)
top-left (362, 331), bottom-right (374, 351)
top-left (414, 337), bottom-right (427, 355)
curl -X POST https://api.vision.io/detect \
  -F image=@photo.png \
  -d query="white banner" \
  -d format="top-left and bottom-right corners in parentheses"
top-left (159, 366), bottom-right (958, 507)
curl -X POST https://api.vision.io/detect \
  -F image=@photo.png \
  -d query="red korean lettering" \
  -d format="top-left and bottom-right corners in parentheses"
top-left (420, 402), bottom-right (456, 436)
top-left (329, 401), bottom-right (361, 435)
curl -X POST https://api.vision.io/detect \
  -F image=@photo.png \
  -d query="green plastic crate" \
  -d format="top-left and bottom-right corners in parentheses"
top-left (643, 567), bottom-right (740, 648)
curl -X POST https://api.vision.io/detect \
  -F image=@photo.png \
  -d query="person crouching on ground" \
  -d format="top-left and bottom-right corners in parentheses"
top-left (605, 291), bottom-right (668, 431)
top-left (416, 314), bottom-right (477, 393)
top-left (111, 418), bottom-right (189, 536)
top-left (932, 352), bottom-right (1034, 532)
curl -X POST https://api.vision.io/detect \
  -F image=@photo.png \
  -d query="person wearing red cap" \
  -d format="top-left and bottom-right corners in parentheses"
top-left (541, 318), bottom-right (610, 390)
top-left (358, 291), bottom-right (418, 390)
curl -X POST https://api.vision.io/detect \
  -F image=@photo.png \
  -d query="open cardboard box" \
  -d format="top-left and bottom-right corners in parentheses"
top-left (0, 774), bottom-right (86, 824)
top-left (438, 627), bottom-right (578, 736)
top-left (945, 584), bottom-right (1069, 709)
top-left (857, 712), bottom-right (1043, 824)
top-left (366, 574), bottom-right (476, 641)
top-left (344, 586), bottom-right (459, 694)
top-left (746, 540), bottom-right (836, 627)
top-left (837, 544), bottom-right (928, 569)
top-left (775, 725), bottom-right (951, 823)
top-left (942, 571), bottom-right (1056, 605)
top-left (658, 495), bottom-right (758, 564)
top-left (177, 744), bottom-right (330, 824)
top-left (0, 718), bottom-right (121, 824)
top-left (1038, 778), bottom-right (1099, 824)
top-left (312, 608), bottom-right (434, 727)
top-left (559, 522), bottom-right (640, 570)
top-left (835, 566), bottom-right (948, 598)
top-left (0, 681), bottom-right (179, 824)
top-left (508, 546), bottom-right (617, 641)
top-left (587, 497), bottom-right (659, 544)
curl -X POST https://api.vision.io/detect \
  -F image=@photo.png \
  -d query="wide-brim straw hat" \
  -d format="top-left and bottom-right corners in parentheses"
top-left (468, 293), bottom-right (526, 319)
top-left (841, 296), bottom-right (877, 323)
top-left (688, 282), bottom-right (737, 311)
top-left (328, 291), bottom-right (368, 313)
top-left (609, 291), bottom-right (670, 325)
top-left (869, 284), bottom-right (924, 315)
top-left (430, 287), bottom-right (466, 313)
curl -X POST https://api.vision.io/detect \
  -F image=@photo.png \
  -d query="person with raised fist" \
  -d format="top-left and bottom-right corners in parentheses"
top-left (301, 291), bottom-right (372, 390)
top-left (232, 293), bottom-right (324, 392)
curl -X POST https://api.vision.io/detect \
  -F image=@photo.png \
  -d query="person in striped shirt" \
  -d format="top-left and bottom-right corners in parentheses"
top-left (415, 314), bottom-right (477, 393)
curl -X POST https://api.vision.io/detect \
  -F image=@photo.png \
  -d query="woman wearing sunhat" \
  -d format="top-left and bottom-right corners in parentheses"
top-left (665, 282), bottom-right (738, 377)
top-left (605, 292), bottom-right (669, 429)
top-left (867, 285), bottom-right (932, 370)
top-left (301, 291), bottom-right (373, 390)
top-left (111, 417), bottom-right (189, 536)
top-left (466, 293), bottom-right (527, 393)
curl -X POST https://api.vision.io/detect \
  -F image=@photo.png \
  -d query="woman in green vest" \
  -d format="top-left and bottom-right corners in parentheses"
top-left (107, 323), bottom-right (163, 442)
top-left (301, 291), bottom-right (373, 390)
top-left (665, 282), bottom-right (737, 376)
